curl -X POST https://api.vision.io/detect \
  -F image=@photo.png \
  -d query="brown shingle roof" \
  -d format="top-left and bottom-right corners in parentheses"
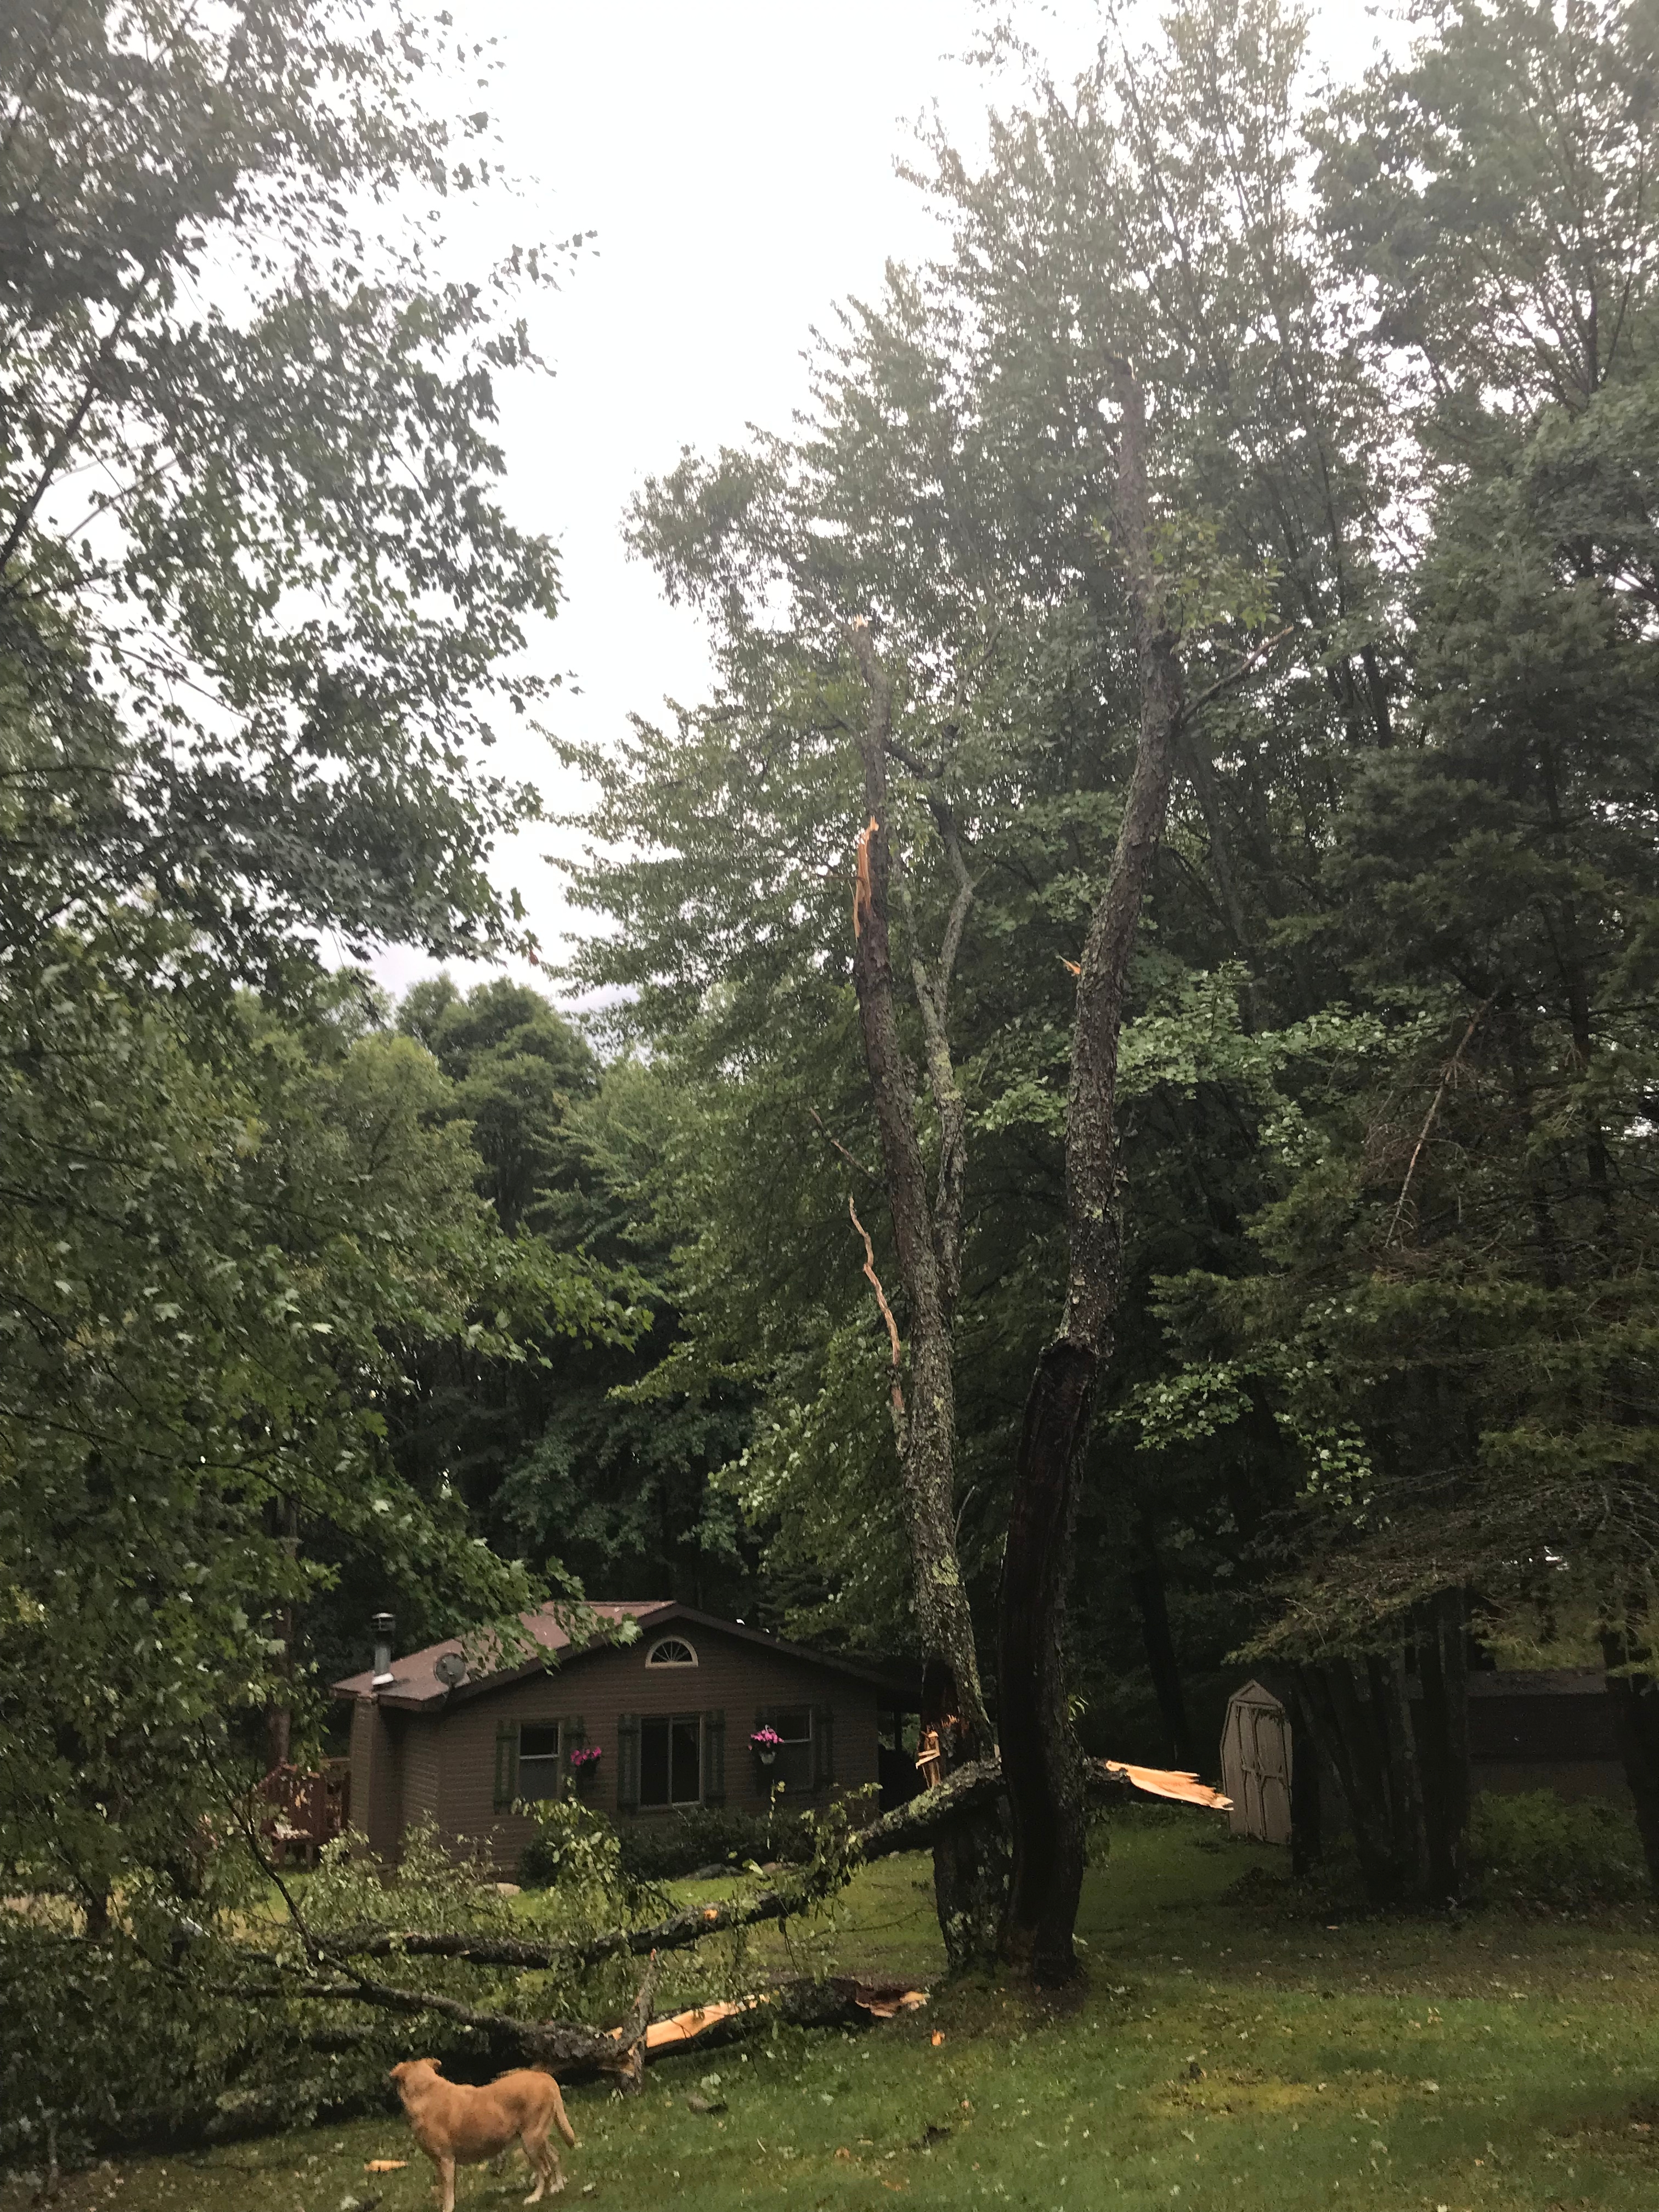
top-left (331, 1600), bottom-right (671, 1709)
top-left (332, 1599), bottom-right (919, 1712)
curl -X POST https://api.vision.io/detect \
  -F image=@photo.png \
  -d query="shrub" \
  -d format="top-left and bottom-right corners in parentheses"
top-left (1468, 1789), bottom-right (1647, 1907)
top-left (515, 1796), bottom-right (665, 1909)
top-left (597, 1804), bottom-right (815, 1885)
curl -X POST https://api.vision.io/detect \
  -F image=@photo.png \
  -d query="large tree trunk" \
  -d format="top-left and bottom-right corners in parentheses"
top-left (1292, 1626), bottom-right (1471, 1909)
top-left (847, 625), bottom-right (1007, 1967)
top-left (1132, 1530), bottom-right (1194, 1771)
top-left (266, 1493), bottom-right (298, 1771)
top-left (1417, 1589), bottom-right (1471, 1903)
top-left (1292, 1657), bottom-right (1411, 1901)
top-left (996, 366), bottom-right (1187, 1982)
top-left (1282, 1677), bottom-right (1323, 1876)
top-left (1602, 1630), bottom-right (1659, 1896)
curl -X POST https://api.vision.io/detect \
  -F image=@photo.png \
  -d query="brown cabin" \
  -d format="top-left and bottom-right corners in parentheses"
top-left (333, 1600), bottom-right (912, 1872)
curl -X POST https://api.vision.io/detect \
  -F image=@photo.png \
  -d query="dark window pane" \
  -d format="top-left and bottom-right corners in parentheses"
top-left (771, 1709), bottom-right (812, 1792)
top-left (672, 1717), bottom-right (701, 1803)
top-left (518, 1720), bottom-right (562, 1803)
top-left (640, 1717), bottom-right (670, 1805)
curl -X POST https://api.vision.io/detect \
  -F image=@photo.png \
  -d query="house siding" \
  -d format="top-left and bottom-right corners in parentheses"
top-left (348, 1695), bottom-right (405, 1863)
top-left (405, 1623), bottom-right (881, 1875)
top-left (400, 1717), bottom-right (443, 1838)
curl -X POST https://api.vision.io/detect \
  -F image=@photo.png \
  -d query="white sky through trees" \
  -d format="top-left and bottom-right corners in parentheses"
top-left (372, 0), bottom-right (1388, 1001)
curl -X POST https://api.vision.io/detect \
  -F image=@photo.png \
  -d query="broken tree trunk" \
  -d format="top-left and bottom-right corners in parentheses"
top-left (845, 622), bottom-right (1007, 1970)
top-left (996, 363), bottom-right (1188, 1984)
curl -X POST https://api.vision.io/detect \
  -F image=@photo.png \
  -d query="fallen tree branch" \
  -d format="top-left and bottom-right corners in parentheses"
top-left (166, 1760), bottom-right (1221, 2081)
top-left (307, 1758), bottom-right (1155, 1977)
top-left (202, 1963), bottom-right (922, 2078)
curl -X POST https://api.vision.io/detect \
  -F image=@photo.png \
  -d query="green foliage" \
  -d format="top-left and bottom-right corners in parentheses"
top-left (0, 0), bottom-right (575, 970)
top-left (555, 0), bottom-right (1659, 1756)
top-left (605, 1805), bottom-right (816, 1887)
top-left (0, 0), bottom-right (650, 1920)
top-left (0, 1828), bottom-right (499, 2164)
top-left (1468, 1790), bottom-right (1648, 1909)
top-left (0, 936), bottom-right (634, 1906)
top-left (28, 1829), bottom-right (1659, 2211)
top-left (377, 996), bottom-right (754, 1622)
top-left (515, 1797), bottom-right (672, 1914)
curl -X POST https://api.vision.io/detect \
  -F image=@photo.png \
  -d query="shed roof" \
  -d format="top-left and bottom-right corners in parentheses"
top-left (332, 1599), bottom-right (918, 1713)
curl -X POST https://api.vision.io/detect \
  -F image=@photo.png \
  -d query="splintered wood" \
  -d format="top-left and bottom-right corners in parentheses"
top-left (612, 1981), bottom-right (928, 2053)
top-left (1101, 1760), bottom-right (1231, 1810)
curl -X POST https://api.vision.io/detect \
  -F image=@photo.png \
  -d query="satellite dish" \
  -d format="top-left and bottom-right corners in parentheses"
top-left (434, 1651), bottom-right (467, 1689)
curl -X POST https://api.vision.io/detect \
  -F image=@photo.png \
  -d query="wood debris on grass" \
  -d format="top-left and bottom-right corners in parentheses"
top-left (613, 1979), bottom-right (928, 2053)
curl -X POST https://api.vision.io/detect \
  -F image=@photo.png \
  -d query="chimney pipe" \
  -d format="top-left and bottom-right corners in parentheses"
top-left (371, 1612), bottom-right (395, 1689)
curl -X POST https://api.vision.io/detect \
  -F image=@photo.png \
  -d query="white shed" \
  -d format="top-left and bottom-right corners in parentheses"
top-left (1219, 1679), bottom-right (1293, 1844)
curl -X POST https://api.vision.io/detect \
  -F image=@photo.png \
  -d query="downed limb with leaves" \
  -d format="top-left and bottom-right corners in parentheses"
top-left (218, 1756), bottom-right (1226, 2078)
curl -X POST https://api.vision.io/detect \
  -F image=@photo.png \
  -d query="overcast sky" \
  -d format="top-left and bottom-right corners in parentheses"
top-left (372, 0), bottom-right (1393, 1003)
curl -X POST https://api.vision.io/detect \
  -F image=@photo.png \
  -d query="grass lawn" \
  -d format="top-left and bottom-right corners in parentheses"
top-left (7, 1810), bottom-right (1659, 2212)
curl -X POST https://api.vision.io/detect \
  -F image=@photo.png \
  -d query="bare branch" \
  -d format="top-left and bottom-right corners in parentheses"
top-left (1384, 996), bottom-right (1497, 1249)
top-left (1180, 626), bottom-right (1296, 727)
top-left (848, 1194), bottom-right (905, 1430)
top-left (807, 1105), bottom-right (877, 1183)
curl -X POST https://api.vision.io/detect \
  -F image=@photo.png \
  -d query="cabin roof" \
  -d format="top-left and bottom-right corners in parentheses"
top-left (332, 1599), bottom-right (917, 1712)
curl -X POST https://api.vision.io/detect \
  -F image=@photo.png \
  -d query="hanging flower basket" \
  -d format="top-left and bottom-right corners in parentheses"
top-left (749, 1725), bottom-right (781, 1768)
top-left (569, 1744), bottom-right (602, 1788)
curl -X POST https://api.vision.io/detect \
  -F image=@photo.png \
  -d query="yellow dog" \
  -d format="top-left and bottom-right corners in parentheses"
top-left (389, 2057), bottom-right (577, 2208)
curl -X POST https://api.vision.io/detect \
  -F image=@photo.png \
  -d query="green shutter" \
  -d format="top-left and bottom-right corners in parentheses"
top-left (815, 1704), bottom-right (835, 1790)
top-left (565, 1715), bottom-right (585, 1798)
top-left (703, 1710), bottom-right (725, 1805)
top-left (493, 1720), bottom-right (519, 1812)
top-left (617, 1713), bottom-right (640, 1812)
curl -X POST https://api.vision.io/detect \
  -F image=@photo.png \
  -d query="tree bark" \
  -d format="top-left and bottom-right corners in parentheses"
top-left (1602, 1630), bottom-right (1659, 1896)
top-left (266, 1494), bottom-right (298, 1773)
top-left (1282, 1679), bottom-right (1323, 1876)
top-left (996, 364), bottom-right (1187, 1983)
top-left (846, 624), bottom-right (1007, 1967)
top-left (1417, 1590), bottom-right (1470, 1903)
top-left (1131, 1532), bottom-right (1193, 1771)
top-left (1292, 1658), bottom-right (1402, 1900)
top-left (1293, 1634), bottom-right (1471, 1909)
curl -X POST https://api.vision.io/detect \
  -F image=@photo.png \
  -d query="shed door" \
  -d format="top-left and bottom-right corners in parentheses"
top-left (1221, 1691), bottom-right (1293, 1846)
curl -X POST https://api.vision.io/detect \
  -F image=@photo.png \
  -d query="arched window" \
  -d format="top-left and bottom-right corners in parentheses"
top-left (645, 1635), bottom-right (698, 1668)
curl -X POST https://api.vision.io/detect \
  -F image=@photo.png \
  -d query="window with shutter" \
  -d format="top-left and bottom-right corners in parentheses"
top-left (617, 1713), bottom-right (641, 1812)
top-left (493, 1720), bottom-right (519, 1811)
top-left (765, 1708), bottom-right (812, 1793)
top-left (702, 1710), bottom-right (725, 1805)
top-left (517, 1722), bottom-right (562, 1802)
